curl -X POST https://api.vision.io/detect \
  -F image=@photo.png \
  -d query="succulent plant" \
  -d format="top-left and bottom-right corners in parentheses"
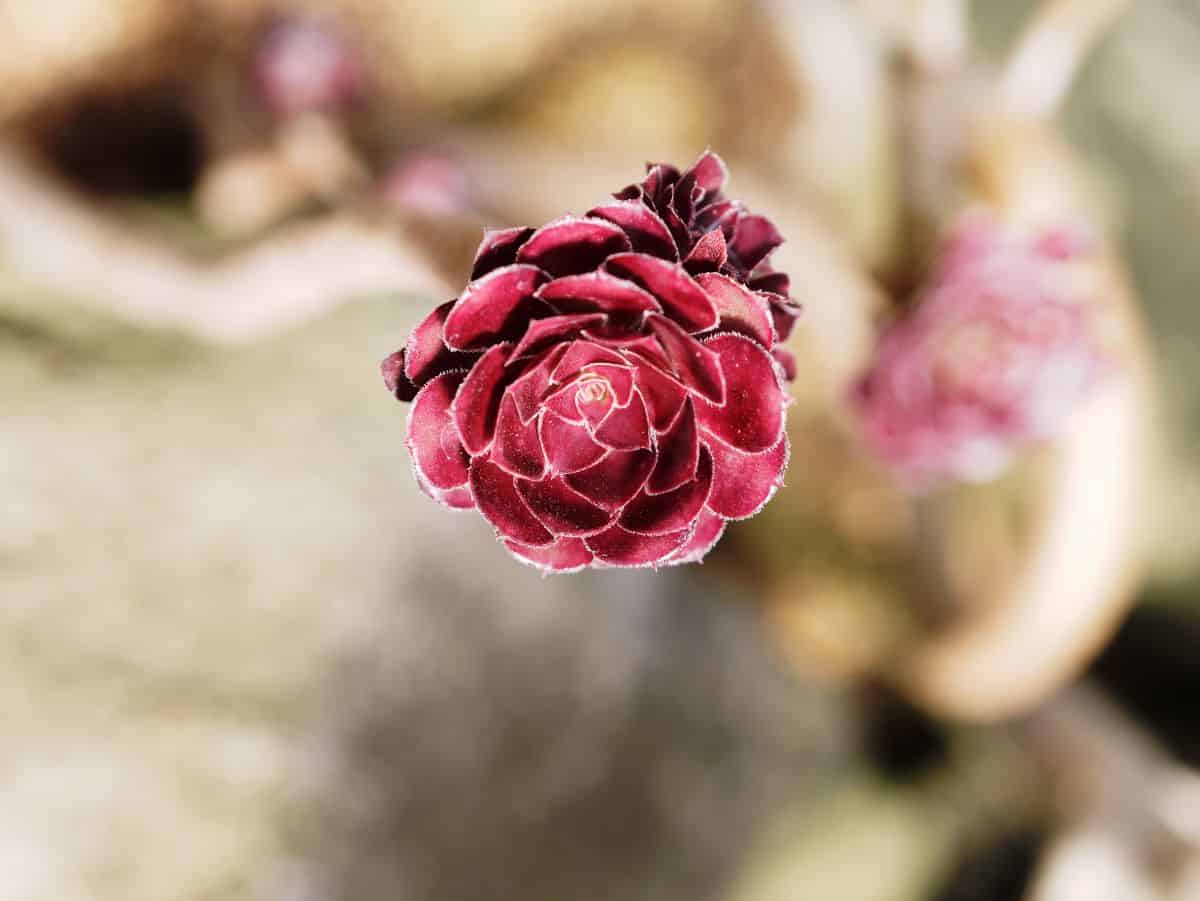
top-left (382, 151), bottom-right (801, 572)
top-left (852, 214), bottom-right (1106, 490)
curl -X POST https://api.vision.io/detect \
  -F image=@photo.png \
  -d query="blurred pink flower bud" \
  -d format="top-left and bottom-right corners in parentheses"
top-left (380, 154), bottom-right (473, 218)
top-left (381, 152), bottom-right (800, 572)
top-left (253, 16), bottom-right (365, 119)
top-left (852, 215), bottom-right (1106, 490)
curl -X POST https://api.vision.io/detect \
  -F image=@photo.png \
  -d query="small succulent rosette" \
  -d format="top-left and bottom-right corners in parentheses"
top-left (852, 214), bottom-right (1108, 491)
top-left (382, 151), bottom-right (802, 572)
top-left (253, 15), bottom-right (366, 119)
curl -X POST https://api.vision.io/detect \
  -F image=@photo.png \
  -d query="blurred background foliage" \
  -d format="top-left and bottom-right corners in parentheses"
top-left (1, 1), bottom-right (1198, 900)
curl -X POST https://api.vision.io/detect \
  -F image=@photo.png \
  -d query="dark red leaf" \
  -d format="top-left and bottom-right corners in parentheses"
top-left (729, 214), bottom-right (783, 272)
top-left (469, 456), bottom-right (554, 546)
top-left (586, 200), bottom-right (679, 260)
top-left (407, 371), bottom-right (470, 491)
top-left (471, 226), bottom-right (534, 279)
top-left (696, 272), bottom-right (775, 348)
top-left (492, 394), bottom-right (548, 479)
top-left (517, 476), bottom-right (614, 537)
top-left (508, 345), bottom-right (568, 422)
top-left (536, 271), bottom-right (663, 317)
top-left (619, 447), bottom-right (713, 535)
top-left (404, 300), bottom-right (477, 387)
top-left (706, 432), bottom-right (788, 520)
top-left (584, 523), bottom-right (692, 567)
top-left (695, 333), bottom-right (786, 452)
top-left (508, 313), bottom-right (607, 361)
top-left (683, 229), bottom-right (728, 274)
top-left (564, 448), bottom-right (655, 511)
top-left (773, 346), bottom-right (797, 382)
top-left (381, 348), bottom-right (418, 401)
top-left (452, 343), bottom-right (512, 455)
top-left (647, 399), bottom-right (699, 494)
top-left (504, 536), bottom-right (594, 573)
top-left (687, 150), bottom-right (728, 197)
top-left (662, 508), bottom-right (725, 565)
top-left (632, 362), bottom-right (688, 431)
top-left (540, 412), bottom-right (608, 474)
top-left (443, 264), bottom-right (549, 350)
top-left (552, 340), bottom-right (626, 381)
top-left (593, 392), bottom-right (651, 450)
top-left (647, 314), bottom-right (726, 403)
top-left (762, 292), bottom-right (803, 342)
top-left (603, 253), bottom-right (718, 332)
top-left (516, 216), bottom-right (631, 277)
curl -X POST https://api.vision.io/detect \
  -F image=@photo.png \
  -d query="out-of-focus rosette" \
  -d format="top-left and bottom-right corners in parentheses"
top-left (852, 213), bottom-right (1108, 491)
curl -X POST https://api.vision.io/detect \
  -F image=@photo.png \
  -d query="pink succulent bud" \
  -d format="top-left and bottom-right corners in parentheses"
top-left (380, 153), bottom-right (473, 218)
top-left (381, 152), bottom-right (799, 572)
top-left (852, 215), bottom-right (1106, 490)
top-left (253, 16), bottom-right (365, 119)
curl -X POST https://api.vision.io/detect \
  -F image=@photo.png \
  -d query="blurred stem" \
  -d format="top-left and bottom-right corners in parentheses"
top-left (1000, 0), bottom-right (1133, 122)
top-left (910, 492), bottom-right (961, 629)
top-left (1022, 685), bottom-right (1200, 899)
top-left (907, 0), bottom-right (969, 73)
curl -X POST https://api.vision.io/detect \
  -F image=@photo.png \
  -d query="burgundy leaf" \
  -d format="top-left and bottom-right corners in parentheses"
top-left (452, 343), bottom-right (512, 455)
top-left (381, 348), bottom-right (418, 402)
top-left (585, 523), bottom-right (691, 567)
top-left (536, 271), bottom-right (663, 317)
top-left (540, 412), bottom-right (608, 474)
top-left (696, 272), bottom-right (775, 348)
top-left (517, 476), bottom-right (613, 537)
top-left (407, 371), bottom-right (470, 491)
top-left (542, 382), bottom-right (587, 424)
top-left (696, 334), bottom-right (786, 452)
top-left (646, 315), bottom-right (726, 404)
top-left (762, 292), bottom-right (803, 342)
top-left (414, 469), bottom-right (474, 510)
top-left (706, 432), bottom-right (788, 520)
top-left (504, 536), bottom-right (594, 573)
top-left (646, 399), bottom-right (699, 494)
top-left (469, 456), bottom-right (554, 546)
top-left (508, 345), bottom-right (568, 422)
top-left (748, 270), bottom-right (790, 297)
top-left (619, 447), bottom-right (713, 535)
top-left (516, 216), bottom-right (631, 277)
top-left (688, 150), bottom-right (729, 197)
top-left (696, 199), bottom-right (740, 234)
top-left (632, 363), bottom-right (688, 431)
top-left (593, 392), bottom-right (651, 450)
top-left (773, 346), bottom-right (797, 382)
top-left (683, 229), bottom-right (728, 274)
top-left (443, 264), bottom-right (549, 350)
top-left (471, 226), bottom-right (534, 279)
top-left (551, 340), bottom-right (626, 381)
top-left (729, 214), bottom-right (783, 272)
top-left (436, 484), bottom-right (475, 510)
top-left (662, 508), bottom-right (725, 565)
top-left (508, 313), bottom-right (607, 361)
top-left (603, 253), bottom-right (718, 332)
top-left (404, 300), bottom-right (476, 386)
top-left (584, 330), bottom-right (672, 369)
top-left (492, 394), bottom-right (548, 479)
top-left (565, 448), bottom-right (655, 511)
top-left (586, 200), bottom-right (679, 260)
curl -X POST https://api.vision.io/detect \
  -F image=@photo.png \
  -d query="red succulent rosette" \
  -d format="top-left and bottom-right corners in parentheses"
top-left (852, 214), bottom-right (1106, 490)
top-left (381, 151), bottom-right (801, 572)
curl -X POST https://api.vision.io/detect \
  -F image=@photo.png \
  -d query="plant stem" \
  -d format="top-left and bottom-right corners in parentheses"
top-left (1000, 0), bottom-right (1133, 122)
